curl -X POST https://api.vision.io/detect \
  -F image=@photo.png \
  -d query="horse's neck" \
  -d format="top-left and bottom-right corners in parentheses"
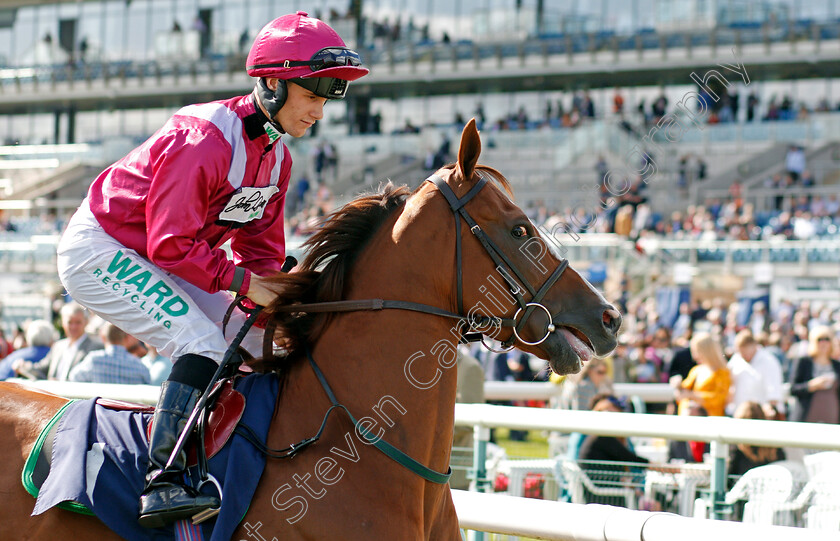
top-left (304, 212), bottom-right (461, 477)
top-left (307, 309), bottom-right (459, 476)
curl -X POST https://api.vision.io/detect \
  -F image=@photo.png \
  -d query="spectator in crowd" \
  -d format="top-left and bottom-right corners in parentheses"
top-left (238, 28), bottom-right (250, 54)
top-left (749, 301), bottom-right (770, 336)
top-left (0, 328), bottom-right (12, 359)
top-left (763, 331), bottom-right (791, 380)
top-left (507, 351), bottom-right (536, 441)
top-left (11, 325), bottom-right (26, 351)
top-left (788, 326), bottom-right (840, 423)
top-left (727, 401), bottom-right (784, 488)
top-left (669, 342), bottom-right (696, 382)
top-left (676, 332), bottom-right (730, 417)
top-left (672, 302), bottom-right (693, 341)
top-left (13, 302), bottom-right (103, 380)
top-left (668, 402), bottom-right (708, 463)
top-left (578, 393), bottom-right (650, 506)
top-left (785, 144), bottom-right (806, 183)
top-left (124, 333), bottom-right (149, 358)
top-left (68, 322), bottom-right (151, 384)
top-left (629, 336), bottom-right (661, 384)
top-left (0, 320), bottom-right (55, 380)
top-left (644, 327), bottom-right (673, 383)
top-left (726, 330), bottom-right (784, 418)
top-left (606, 334), bottom-right (632, 384)
top-left (142, 345), bottom-right (172, 386)
top-left (559, 356), bottom-right (613, 411)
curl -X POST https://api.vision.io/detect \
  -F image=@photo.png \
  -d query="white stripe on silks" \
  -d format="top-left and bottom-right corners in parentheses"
top-left (176, 103), bottom-right (247, 189)
top-left (268, 141), bottom-right (285, 187)
top-left (85, 442), bottom-right (105, 505)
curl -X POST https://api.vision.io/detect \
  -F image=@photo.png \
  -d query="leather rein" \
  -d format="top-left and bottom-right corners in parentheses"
top-left (239, 174), bottom-right (570, 485)
top-left (272, 174), bottom-right (569, 348)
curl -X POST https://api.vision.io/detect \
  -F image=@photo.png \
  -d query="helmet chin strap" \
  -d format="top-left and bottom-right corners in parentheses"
top-left (254, 79), bottom-right (286, 136)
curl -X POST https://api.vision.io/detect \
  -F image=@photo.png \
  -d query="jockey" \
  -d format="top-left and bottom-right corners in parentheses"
top-left (54, 12), bottom-right (368, 528)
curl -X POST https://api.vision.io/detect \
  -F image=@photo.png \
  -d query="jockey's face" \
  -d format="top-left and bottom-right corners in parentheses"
top-left (267, 78), bottom-right (326, 138)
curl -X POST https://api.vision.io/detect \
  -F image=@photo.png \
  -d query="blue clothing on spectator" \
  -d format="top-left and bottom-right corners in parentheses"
top-left (485, 352), bottom-right (513, 382)
top-left (68, 344), bottom-right (151, 384)
top-left (0, 345), bottom-right (51, 380)
top-left (142, 352), bottom-right (172, 386)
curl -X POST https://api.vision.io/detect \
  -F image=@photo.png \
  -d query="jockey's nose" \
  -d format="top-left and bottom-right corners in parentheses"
top-left (602, 307), bottom-right (622, 335)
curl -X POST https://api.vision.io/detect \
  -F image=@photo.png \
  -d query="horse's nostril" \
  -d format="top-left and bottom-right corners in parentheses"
top-left (603, 308), bottom-right (622, 333)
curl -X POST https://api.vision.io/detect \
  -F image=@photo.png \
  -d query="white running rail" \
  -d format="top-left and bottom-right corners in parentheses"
top-left (453, 490), bottom-right (840, 541)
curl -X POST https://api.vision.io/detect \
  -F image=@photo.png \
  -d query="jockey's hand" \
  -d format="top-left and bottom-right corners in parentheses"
top-left (245, 273), bottom-right (277, 308)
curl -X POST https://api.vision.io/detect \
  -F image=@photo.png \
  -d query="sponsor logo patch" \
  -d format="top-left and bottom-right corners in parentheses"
top-left (90, 250), bottom-right (190, 329)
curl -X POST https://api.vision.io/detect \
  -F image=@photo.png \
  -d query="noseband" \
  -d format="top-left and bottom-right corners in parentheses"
top-left (273, 174), bottom-right (568, 350)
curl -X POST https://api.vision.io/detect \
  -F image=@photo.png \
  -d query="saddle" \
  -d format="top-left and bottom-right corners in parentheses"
top-left (25, 379), bottom-right (245, 500)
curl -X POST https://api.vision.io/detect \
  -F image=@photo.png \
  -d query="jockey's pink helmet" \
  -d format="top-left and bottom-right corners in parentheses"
top-left (246, 11), bottom-right (369, 82)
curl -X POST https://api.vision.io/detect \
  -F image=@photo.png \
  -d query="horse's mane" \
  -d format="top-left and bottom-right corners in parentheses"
top-left (256, 166), bottom-right (512, 371)
top-left (256, 182), bottom-right (411, 369)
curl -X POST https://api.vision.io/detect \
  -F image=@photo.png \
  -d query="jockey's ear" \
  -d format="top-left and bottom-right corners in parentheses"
top-left (457, 118), bottom-right (481, 182)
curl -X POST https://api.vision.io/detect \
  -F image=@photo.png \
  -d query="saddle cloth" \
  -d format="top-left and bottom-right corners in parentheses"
top-left (25, 373), bottom-right (278, 541)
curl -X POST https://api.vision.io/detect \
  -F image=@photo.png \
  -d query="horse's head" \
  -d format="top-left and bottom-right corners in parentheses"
top-left (423, 118), bottom-right (621, 375)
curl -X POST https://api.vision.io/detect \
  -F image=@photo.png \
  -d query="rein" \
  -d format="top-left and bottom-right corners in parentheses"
top-left (232, 350), bottom-right (451, 484)
top-left (244, 174), bottom-right (570, 485)
top-left (272, 174), bottom-right (569, 348)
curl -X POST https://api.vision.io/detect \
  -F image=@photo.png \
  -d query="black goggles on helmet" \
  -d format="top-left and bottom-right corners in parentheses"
top-left (248, 47), bottom-right (363, 73)
top-left (289, 77), bottom-right (349, 99)
top-left (301, 47), bottom-right (363, 71)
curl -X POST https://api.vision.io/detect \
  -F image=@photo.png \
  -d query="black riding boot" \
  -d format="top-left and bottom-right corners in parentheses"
top-left (139, 355), bottom-right (221, 528)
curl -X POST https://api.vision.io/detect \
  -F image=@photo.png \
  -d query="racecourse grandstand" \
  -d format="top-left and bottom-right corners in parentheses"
top-left (3, 1), bottom-right (840, 538)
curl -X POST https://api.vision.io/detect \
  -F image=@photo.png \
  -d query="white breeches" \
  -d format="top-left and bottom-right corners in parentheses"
top-left (56, 200), bottom-right (264, 363)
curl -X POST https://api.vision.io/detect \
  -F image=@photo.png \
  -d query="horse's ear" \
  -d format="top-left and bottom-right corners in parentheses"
top-left (456, 118), bottom-right (481, 182)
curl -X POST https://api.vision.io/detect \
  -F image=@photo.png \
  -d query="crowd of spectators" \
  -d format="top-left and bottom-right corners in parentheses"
top-left (524, 159), bottom-right (840, 244)
top-left (0, 302), bottom-right (169, 386)
top-left (594, 292), bottom-right (840, 435)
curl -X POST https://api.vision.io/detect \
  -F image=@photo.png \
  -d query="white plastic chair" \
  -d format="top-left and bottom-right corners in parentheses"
top-left (554, 459), bottom-right (637, 509)
top-left (724, 464), bottom-right (797, 526)
top-left (773, 471), bottom-right (840, 530)
top-left (804, 451), bottom-right (840, 479)
top-left (772, 459), bottom-right (810, 484)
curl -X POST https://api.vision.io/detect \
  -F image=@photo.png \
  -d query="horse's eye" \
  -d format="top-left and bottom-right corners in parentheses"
top-left (511, 225), bottom-right (528, 239)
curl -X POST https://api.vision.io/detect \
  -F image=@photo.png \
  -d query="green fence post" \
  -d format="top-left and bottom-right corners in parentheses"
top-left (709, 440), bottom-right (729, 520)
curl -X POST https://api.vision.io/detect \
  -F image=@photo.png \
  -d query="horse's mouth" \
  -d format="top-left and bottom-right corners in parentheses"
top-left (557, 325), bottom-right (595, 365)
top-left (543, 325), bottom-right (595, 375)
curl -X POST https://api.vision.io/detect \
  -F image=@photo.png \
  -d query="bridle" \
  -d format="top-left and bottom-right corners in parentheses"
top-left (427, 173), bottom-right (568, 349)
top-left (273, 173), bottom-right (570, 349)
top-left (238, 173), bottom-right (572, 486)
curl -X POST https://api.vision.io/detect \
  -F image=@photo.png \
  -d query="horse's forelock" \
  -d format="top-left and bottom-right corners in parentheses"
top-left (475, 165), bottom-right (514, 200)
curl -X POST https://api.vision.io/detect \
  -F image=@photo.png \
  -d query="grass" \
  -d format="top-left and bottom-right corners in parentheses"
top-left (493, 428), bottom-right (550, 459)
top-left (461, 430), bottom-right (553, 541)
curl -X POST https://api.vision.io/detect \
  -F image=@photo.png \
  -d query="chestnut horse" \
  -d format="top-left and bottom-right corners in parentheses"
top-left (0, 119), bottom-right (620, 540)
